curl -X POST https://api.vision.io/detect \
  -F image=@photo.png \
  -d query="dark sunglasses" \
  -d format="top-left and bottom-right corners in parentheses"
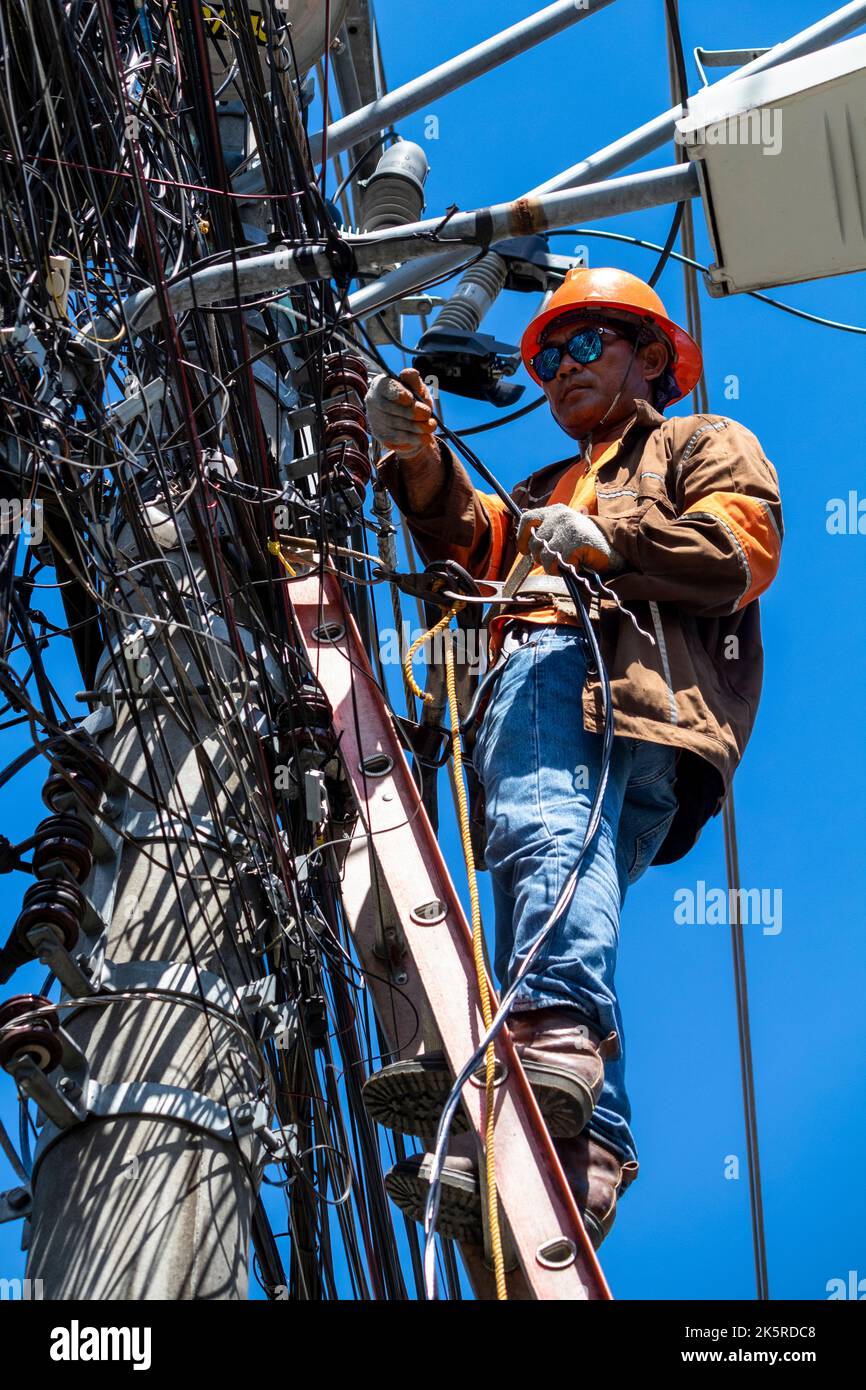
top-left (531, 325), bottom-right (631, 383)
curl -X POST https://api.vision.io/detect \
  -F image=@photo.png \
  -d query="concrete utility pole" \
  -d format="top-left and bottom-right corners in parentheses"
top-left (24, 398), bottom-right (284, 1300)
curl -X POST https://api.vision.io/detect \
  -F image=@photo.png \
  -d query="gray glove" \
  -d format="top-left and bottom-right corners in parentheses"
top-left (365, 367), bottom-right (438, 460)
top-left (516, 502), bottom-right (624, 575)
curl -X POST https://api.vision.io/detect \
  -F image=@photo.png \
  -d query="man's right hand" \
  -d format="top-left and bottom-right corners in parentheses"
top-left (365, 368), bottom-right (440, 464)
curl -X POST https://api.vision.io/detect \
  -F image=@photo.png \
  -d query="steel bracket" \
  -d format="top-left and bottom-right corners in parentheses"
top-left (10, 1048), bottom-right (89, 1134)
top-left (0, 1185), bottom-right (31, 1225)
top-left (56, 958), bottom-right (297, 1048)
top-left (22, 1062), bottom-right (295, 1176)
top-left (237, 974), bottom-right (298, 1047)
top-left (25, 925), bottom-right (97, 998)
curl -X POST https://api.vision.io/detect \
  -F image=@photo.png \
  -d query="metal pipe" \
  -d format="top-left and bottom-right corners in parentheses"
top-left (529, 0), bottom-right (866, 196)
top-left (82, 164), bottom-right (698, 345)
top-left (349, 163), bottom-right (700, 266)
top-left (308, 0), bottom-right (617, 164)
top-left (418, 0), bottom-right (866, 338)
top-left (190, 4), bottom-right (866, 335)
top-left (330, 21), bottom-right (376, 225)
top-left (347, 247), bottom-right (474, 318)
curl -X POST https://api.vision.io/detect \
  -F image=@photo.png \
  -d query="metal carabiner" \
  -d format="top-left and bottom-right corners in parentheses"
top-left (374, 559), bottom-right (486, 609)
top-left (439, 578), bottom-right (540, 607)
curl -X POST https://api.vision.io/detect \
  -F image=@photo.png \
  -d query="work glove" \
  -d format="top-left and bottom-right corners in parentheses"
top-left (517, 503), bottom-right (624, 575)
top-left (365, 367), bottom-right (439, 462)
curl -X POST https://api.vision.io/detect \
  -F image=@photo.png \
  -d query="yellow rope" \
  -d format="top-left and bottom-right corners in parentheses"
top-left (267, 539), bottom-right (297, 576)
top-left (405, 603), bottom-right (507, 1301)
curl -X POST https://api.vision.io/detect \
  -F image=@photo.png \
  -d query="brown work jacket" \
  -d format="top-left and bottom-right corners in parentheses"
top-left (377, 398), bottom-right (783, 864)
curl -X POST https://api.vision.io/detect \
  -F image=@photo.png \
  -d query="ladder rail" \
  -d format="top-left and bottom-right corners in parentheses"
top-left (291, 572), bottom-right (612, 1302)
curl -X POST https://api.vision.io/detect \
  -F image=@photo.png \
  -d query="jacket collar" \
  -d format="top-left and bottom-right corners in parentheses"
top-left (623, 397), bottom-right (667, 437)
top-left (580, 398), bottom-right (665, 464)
top-left (523, 398), bottom-right (668, 493)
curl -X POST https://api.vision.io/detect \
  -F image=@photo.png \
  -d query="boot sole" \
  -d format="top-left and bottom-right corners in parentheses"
top-left (363, 1053), bottom-right (593, 1139)
top-left (385, 1156), bottom-right (483, 1245)
top-left (363, 1056), bottom-right (469, 1136)
top-left (384, 1155), bottom-right (606, 1252)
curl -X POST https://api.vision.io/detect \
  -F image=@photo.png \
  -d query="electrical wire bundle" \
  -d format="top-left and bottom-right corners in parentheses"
top-left (0, 0), bottom-right (474, 1301)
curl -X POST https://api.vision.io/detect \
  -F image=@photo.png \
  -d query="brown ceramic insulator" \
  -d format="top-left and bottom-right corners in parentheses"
top-left (325, 442), bottom-right (371, 490)
top-left (323, 352), bottom-right (368, 401)
top-left (0, 993), bottom-right (60, 1032)
top-left (299, 686), bottom-right (333, 733)
top-left (276, 688), bottom-right (337, 765)
top-left (42, 738), bottom-right (109, 813)
top-left (32, 814), bottom-right (94, 884)
top-left (0, 993), bottom-right (63, 1073)
top-left (15, 879), bottom-right (85, 952)
top-left (323, 401), bottom-right (369, 452)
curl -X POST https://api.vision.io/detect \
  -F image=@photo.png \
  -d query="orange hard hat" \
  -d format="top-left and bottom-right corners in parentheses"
top-left (520, 266), bottom-right (703, 407)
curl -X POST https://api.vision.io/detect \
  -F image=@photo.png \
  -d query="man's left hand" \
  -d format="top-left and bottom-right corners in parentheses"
top-left (516, 503), bottom-right (625, 575)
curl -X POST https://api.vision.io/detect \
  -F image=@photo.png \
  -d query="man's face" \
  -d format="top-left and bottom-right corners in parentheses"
top-left (539, 313), bottom-right (667, 440)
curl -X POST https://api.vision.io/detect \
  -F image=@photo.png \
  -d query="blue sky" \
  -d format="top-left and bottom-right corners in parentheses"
top-left (2, 0), bottom-right (865, 1301)
top-left (366, 0), bottom-right (866, 1300)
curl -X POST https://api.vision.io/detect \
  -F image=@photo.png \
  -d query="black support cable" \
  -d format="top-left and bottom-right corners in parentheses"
top-left (664, 0), bottom-right (770, 1302)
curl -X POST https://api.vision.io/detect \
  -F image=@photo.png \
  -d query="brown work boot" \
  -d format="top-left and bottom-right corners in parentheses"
top-left (362, 1052), bottom-right (471, 1139)
top-left (364, 1008), bottom-right (618, 1141)
top-left (508, 1006), bottom-right (619, 1138)
top-left (384, 1134), bottom-right (638, 1251)
top-left (555, 1133), bottom-right (639, 1250)
top-left (385, 1152), bottom-right (483, 1245)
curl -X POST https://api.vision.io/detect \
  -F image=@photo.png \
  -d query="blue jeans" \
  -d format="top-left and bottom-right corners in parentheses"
top-left (473, 624), bottom-right (678, 1165)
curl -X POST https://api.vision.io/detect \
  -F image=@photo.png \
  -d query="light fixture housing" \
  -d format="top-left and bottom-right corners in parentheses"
top-left (679, 33), bottom-right (866, 295)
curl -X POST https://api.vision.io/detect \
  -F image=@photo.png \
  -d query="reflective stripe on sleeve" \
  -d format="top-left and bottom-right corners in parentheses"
top-left (683, 491), bottom-right (781, 609)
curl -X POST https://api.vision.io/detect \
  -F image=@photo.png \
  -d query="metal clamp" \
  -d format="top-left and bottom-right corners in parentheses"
top-left (237, 974), bottom-right (298, 1048)
top-left (56, 959), bottom-right (298, 1049)
top-left (24, 925), bottom-right (97, 999)
top-left (17, 1049), bottom-right (295, 1177)
top-left (0, 1186), bottom-right (32, 1225)
top-left (10, 1041), bottom-right (90, 1134)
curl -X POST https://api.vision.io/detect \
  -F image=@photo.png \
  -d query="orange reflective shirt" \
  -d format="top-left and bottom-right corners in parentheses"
top-left (484, 438), bottom-right (621, 663)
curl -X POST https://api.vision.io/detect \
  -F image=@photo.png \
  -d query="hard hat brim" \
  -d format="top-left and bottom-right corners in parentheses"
top-left (521, 298), bottom-right (703, 406)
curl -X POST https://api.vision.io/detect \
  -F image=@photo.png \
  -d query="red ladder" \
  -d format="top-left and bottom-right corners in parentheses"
top-left (291, 571), bottom-right (612, 1301)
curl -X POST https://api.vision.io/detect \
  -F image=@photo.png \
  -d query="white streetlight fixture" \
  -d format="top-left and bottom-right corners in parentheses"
top-left (679, 33), bottom-right (866, 295)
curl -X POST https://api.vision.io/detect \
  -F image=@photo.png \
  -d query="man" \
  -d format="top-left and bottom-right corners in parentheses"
top-left (361, 267), bottom-right (783, 1249)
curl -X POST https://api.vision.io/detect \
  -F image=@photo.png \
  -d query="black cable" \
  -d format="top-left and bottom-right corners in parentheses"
top-left (331, 131), bottom-right (394, 206)
top-left (645, 0), bottom-right (689, 289)
top-left (455, 394), bottom-right (546, 436)
top-left (0, 0), bottom-right (432, 1303)
top-left (542, 230), bottom-right (866, 335)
